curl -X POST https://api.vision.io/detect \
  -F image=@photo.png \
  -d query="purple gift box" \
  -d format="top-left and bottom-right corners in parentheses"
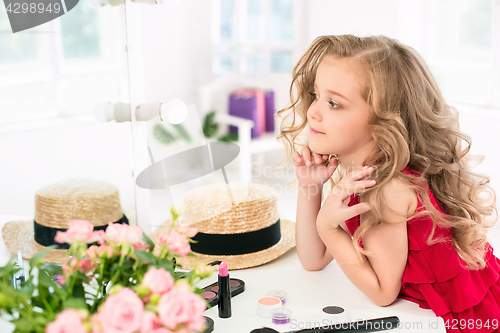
top-left (265, 90), bottom-right (275, 133)
top-left (228, 89), bottom-right (275, 138)
top-left (228, 89), bottom-right (265, 138)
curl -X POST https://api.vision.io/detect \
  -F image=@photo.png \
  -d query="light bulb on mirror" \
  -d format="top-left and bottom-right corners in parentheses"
top-left (94, 99), bottom-right (187, 124)
top-left (135, 99), bottom-right (187, 124)
top-left (161, 99), bottom-right (188, 124)
top-left (93, 101), bottom-right (131, 122)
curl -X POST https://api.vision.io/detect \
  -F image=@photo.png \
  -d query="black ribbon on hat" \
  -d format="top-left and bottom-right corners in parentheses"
top-left (33, 215), bottom-right (129, 249)
top-left (190, 219), bottom-right (281, 255)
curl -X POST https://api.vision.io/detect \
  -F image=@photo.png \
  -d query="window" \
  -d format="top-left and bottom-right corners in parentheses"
top-left (426, 0), bottom-right (500, 108)
top-left (212, 0), bottom-right (294, 74)
top-left (0, 1), bottom-right (128, 124)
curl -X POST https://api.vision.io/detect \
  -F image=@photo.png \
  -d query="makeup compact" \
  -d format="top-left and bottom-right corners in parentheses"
top-left (201, 316), bottom-right (214, 333)
top-left (256, 296), bottom-right (282, 318)
top-left (321, 305), bottom-right (348, 324)
top-left (200, 278), bottom-right (245, 308)
top-left (266, 290), bottom-right (287, 305)
top-left (271, 307), bottom-right (291, 324)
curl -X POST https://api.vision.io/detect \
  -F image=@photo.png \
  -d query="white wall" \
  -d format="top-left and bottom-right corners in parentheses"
top-left (306, 0), bottom-right (399, 42)
top-left (1, 0), bottom-right (498, 239)
top-left (0, 118), bottom-right (135, 215)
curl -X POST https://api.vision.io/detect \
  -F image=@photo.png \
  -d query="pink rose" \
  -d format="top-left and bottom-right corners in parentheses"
top-left (62, 257), bottom-right (77, 275)
top-left (46, 308), bottom-right (88, 333)
top-left (55, 275), bottom-right (66, 285)
top-left (98, 288), bottom-right (143, 333)
top-left (158, 231), bottom-right (191, 257)
top-left (105, 223), bottom-right (143, 245)
top-left (150, 329), bottom-right (174, 333)
top-left (133, 243), bottom-right (151, 251)
top-left (97, 244), bottom-right (115, 259)
top-left (177, 226), bottom-right (198, 238)
top-left (55, 220), bottom-right (104, 245)
top-left (86, 245), bottom-right (99, 259)
top-left (157, 286), bottom-right (206, 331)
top-left (140, 311), bottom-right (162, 333)
top-left (78, 259), bottom-right (97, 274)
top-left (141, 267), bottom-right (174, 295)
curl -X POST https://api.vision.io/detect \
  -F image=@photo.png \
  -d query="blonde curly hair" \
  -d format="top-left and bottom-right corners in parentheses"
top-left (278, 35), bottom-right (497, 269)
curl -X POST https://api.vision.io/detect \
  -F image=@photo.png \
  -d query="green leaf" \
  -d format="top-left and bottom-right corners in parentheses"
top-left (173, 123), bottom-right (191, 143)
top-left (155, 259), bottom-right (175, 275)
top-left (153, 124), bottom-right (176, 144)
top-left (39, 263), bottom-right (63, 276)
top-left (202, 111), bottom-right (219, 138)
top-left (29, 246), bottom-right (56, 268)
top-left (217, 133), bottom-right (239, 142)
top-left (73, 283), bottom-right (85, 299)
top-left (63, 298), bottom-right (88, 310)
top-left (38, 270), bottom-right (57, 288)
top-left (20, 280), bottom-right (35, 296)
top-left (134, 250), bottom-right (157, 265)
top-left (142, 232), bottom-right (155, 252)
top-left (12, 317), bottom-right (35, 331)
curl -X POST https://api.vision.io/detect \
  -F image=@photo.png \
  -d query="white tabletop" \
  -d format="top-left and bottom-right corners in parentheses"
top-left (0, 215), bottom-right (445, 333)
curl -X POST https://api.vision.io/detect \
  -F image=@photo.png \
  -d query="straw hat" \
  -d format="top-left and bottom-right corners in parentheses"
top-left (2, 178), bottom-right (132, 264)
top-left (151, 182), bottom-right (295, 270)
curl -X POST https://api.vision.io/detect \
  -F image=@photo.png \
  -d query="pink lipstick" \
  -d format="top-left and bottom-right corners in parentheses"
top-left (218, 261), bottom-right (231, 318)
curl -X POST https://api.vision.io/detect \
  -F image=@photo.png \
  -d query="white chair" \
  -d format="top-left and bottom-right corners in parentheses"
top-left (198, 75), bottom-right (284, 182)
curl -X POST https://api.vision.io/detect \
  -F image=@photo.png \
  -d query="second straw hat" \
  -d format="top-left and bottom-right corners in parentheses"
top-left (152, 182), bottom-right (295, 270)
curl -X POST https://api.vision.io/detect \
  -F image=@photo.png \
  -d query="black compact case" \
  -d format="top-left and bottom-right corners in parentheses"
top-left (200, 278), bottom-right (245, 307)
top-left (201, 316), bottom-right (214, 333)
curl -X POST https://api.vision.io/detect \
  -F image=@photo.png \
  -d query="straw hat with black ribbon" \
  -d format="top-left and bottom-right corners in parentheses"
top-left (2, 178), bottom-right (132, 264)
top-left (151, 182), bottom-right (295, 270)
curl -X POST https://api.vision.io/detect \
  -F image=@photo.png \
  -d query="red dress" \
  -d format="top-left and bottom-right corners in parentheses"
top-left (345, 167), bottom-right (500, 333)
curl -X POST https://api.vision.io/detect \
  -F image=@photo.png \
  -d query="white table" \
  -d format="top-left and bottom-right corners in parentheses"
top-left (0, 215), bottom-right (445, 332)
top-left (199, 248), bottom-right (445, 333)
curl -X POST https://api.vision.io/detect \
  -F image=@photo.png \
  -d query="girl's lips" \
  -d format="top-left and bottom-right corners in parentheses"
top-left (310, 127), bottom-right (325, 134)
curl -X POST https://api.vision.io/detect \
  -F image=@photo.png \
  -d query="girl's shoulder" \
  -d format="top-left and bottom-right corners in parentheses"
top-left (378, 172), bottom-right (419, 223)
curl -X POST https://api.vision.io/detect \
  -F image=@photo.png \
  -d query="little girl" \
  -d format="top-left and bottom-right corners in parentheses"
top-left (279, 35), bottom-right (499, 332)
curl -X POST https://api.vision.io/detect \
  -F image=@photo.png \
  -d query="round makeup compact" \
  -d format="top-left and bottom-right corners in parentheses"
top-left (267, 290), bottom-right (287, 305)
top-left (322, 305), bottom-right (348, 324)
top-left (271, 307), bottom-right (291, 324)
top-left (256, 297), bottom-right (282, 318)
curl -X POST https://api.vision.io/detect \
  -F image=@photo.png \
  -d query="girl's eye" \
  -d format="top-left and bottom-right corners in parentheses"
top-left (328, 101), bottom-right (341, 109)
top-left (308, 91), bottom-right (318, 99)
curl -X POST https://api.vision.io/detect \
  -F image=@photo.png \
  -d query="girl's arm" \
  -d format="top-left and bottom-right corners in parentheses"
top-left (293, 147), bottom-right (337, 271)
top-left (296, 185), bottom-right (333, 270)
top-left (317, 171), bottom-right (416, 306)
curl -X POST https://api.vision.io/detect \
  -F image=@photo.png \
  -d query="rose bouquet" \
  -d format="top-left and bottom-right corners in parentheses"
top-left (0, 207), bottom-right (213, 333)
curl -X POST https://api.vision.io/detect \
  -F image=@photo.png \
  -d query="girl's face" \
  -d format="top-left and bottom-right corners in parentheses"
top-left (307, 54), bottom-right (375, 168)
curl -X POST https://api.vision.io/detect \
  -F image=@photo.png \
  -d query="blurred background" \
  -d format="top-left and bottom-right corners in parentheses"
top-left (0, 0), bottom-right (499, 237)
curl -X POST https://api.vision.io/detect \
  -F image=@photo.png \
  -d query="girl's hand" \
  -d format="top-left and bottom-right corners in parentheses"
top-left (292, 147), bottom-right (338, 189)
top-left (317, 166), bottom-right (377, 229)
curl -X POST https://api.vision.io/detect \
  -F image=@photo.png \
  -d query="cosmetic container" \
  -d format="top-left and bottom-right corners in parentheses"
top-left (271, 307), bottom-right (291, 324)
top-left (256, 296), bottom-right (282, 318)
top-left (266, 290), bottom-right (287, 305)
top-left (321, 305), bottom-right (348, 324)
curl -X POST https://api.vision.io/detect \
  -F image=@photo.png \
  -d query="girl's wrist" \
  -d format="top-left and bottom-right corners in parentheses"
top-left (298, 183), bottom-right (323, 197)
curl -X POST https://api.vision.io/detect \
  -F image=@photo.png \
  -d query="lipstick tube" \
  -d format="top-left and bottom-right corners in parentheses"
top-left (218, 261), bottom-right (231, 318)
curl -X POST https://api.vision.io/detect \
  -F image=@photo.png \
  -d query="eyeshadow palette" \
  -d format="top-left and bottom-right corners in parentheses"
top-left (201, 316), bottom-right (214, 333)
top-left (201, 278), bottom-right (245, 308)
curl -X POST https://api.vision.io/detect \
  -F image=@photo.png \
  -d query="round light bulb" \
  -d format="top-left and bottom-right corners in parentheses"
top-left (161, 99), bottom-right (188, 124)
